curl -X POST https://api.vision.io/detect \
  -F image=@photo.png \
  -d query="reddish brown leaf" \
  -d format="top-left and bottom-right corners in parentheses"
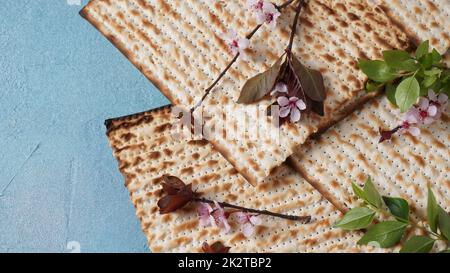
top-left (202, 241), bottom-right (230, 253)
top-left (237, 55), bottom-right (285, 104)
top-left (292, 56), bottom-right (326, 102)
top-left (161, 175), bottom-right (186, 194)
top-left (157, 176), bottom-right (195, 214)
top-left (157, 191), bottom-right (193, 214)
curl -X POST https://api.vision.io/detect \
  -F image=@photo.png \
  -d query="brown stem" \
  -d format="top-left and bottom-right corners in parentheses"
top-left (190, 0), bottom-right (297, 114)
top-left (193, 197), bottom-right (311, 223)
top-left (286, 0), bottom-right (304, 55)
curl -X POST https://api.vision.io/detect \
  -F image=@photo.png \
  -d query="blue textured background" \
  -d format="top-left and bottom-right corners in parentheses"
top-left (0, 0), bottom-right (169, 252)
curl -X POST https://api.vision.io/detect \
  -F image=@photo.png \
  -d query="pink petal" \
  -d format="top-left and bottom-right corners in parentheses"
top-left (428, 105), bottom-right (437, 116)
top-left (290, 107), bottom-right (301, 122)
top-left (242, 223), bottom-right (254, 238)
top-left (428, 90), bottom-right (437, 101)
top-left (289, 96), bottom-right (299, 103)
top-left (255, 12), bottom-right (265, 24)
top-left (249, 215), bottom-right (262, 225)
top-left (222, 218), bottom-right (231, 233)
top-left (275, 83), bottom-right (288, 93)
top-left (263, 2), bottom-right (277, 13)
top-left (405, 108), bottom-right (419, 124)
top-left (277, 96), bottom-right (289, 107)
top-left (296, 99), bottom-right (306, 110)
top-left (438, 93), bottom-right (448, 104)
top-left (234, 212), bottom-right (248, 224)
top-left (279, 106), bottom-right (290, 117)
top-left (238, 38), bottom-right (250, 49)
top-left (419, 97), bottom-right (429, 110)
top-left (408, 127), bottom-right (420, 136)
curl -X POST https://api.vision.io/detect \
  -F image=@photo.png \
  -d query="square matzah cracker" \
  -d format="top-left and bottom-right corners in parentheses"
top-left (81, 0), bottom-right (410, 185)
top-left (374, 0), bottom-right (450, 54)
top-left (290, 96), bottom-right (450, 221)
top-left (105, 105), bottom-right (383, 252)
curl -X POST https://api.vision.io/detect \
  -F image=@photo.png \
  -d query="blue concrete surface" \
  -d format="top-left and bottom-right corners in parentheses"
top-left (0, 0), bottom-right (169, 252)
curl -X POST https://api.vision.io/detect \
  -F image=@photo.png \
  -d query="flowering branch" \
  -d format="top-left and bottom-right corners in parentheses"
top-left (193, 197), bottom-right (311, 222)
top-left (190, 0), bottom-right (298, 113)
top-left (157, 175), bottom-right (311, 237)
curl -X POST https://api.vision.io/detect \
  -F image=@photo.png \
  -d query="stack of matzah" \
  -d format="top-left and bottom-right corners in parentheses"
top-left (81, 0), bottom-right (410, 185)
top-left (106, 105), bottom-right (384, 252)
top-left (290, 96), bottom-right (450, 218)
top-left (81, 0), bottom-right (450, 252)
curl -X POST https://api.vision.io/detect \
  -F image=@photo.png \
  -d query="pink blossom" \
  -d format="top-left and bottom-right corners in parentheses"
top-left (277, 96), bottom-right (306, 122)
top-left (235, 212), bottom-right (262, 237)
top-left (270, 82), bottom-right (288, 96)
top-left (248, 0), bottom-right (280, 29)
top-left (398, 109), bottom-right (420, 136)
top-left (197, 202), bottom-right (215, 227)
top-left (247, 0), bottom-right (265, 11)
top-left (415, 97), bottom-right (438, 125)
top-left (428, 90), bottom-right (448, 119)
top-left (211, 201), bottom-right (231, 233)
top-left (225, 30), bottom-right (250, 60)
top-left (261, 2), bottom-right (281, 29)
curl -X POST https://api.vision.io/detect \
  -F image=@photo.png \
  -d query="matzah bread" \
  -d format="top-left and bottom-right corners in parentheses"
top-left (106, 105), bottom-right (385, 252)
top-left (290, 96), bottom-right (450, 222)
top-left (81, 0), bottom-right (410, 185)
top-left (374, 0), bottom-right (450, 54)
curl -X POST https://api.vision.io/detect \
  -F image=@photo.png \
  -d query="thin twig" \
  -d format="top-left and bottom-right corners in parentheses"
top-left (190, 0), bottom-right (298, 114)
top-left (194, 197), bottom-right (311, 223)
top-left (286, 0), bottom-right (304, 55)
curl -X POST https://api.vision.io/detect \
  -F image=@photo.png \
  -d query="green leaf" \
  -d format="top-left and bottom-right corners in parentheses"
top-left (427, 187), bottom-right (439, 233)
top-left (363, 177), bottom-right (383, 209)
top-left (237, 56), bottom-right (284, 104)
top-left (395, 76), bottom-right (420, 112)
top-left (423, 67), bottom-right (442, 76)
top-left (385, 83), bottom-right (397, 106)
top-left (352, 182), bottom-right (366, 200)
top-left (397, 59), bottom-right (420, 72)
top-left (383, 50), bottom-right (417, 71)
top-left (400, 236), bottom-right (435, 253)
top-left (292, 56), bottom-right (326, 102)
top-left (420, 53), bottom-right (434, 69)
top-left (382, 196), bottom-right (409, 221)
top-left (415, 40), bottom-right (429, 59)
top-left (431, 49), bottom-right (442, 64)
top-left (334, 207), bottom-right (376, 230)
top-left (438, 208), bottom-right (450, 240)
top-left (358, 60), bottom-right (397, 83)
top-left (440, 249), bottom-right (450, 253)
top-left (365, 80), bottom-right (384, 92)
top-left (357, 221), bottom-right (408, 248)
top-left (384, 50), bottom-right (411, 64)
top-left (422, 75), bottom-right (437, 88)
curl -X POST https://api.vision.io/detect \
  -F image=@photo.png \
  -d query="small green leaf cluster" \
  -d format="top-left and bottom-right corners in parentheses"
top-left (358, 41), bottom-right (450, 112)
top-left (335, 177), bottom-right (450, 252)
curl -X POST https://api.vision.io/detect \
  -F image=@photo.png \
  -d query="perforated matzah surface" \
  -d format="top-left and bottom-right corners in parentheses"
top-left (290, 96), bottom-right (450, 221)
top-left (81, 0), bottom-right (410, 185)
top-left (106, 105), bottom-right (385, 253)
top-left (374, 0), bottom-right (450, 54)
